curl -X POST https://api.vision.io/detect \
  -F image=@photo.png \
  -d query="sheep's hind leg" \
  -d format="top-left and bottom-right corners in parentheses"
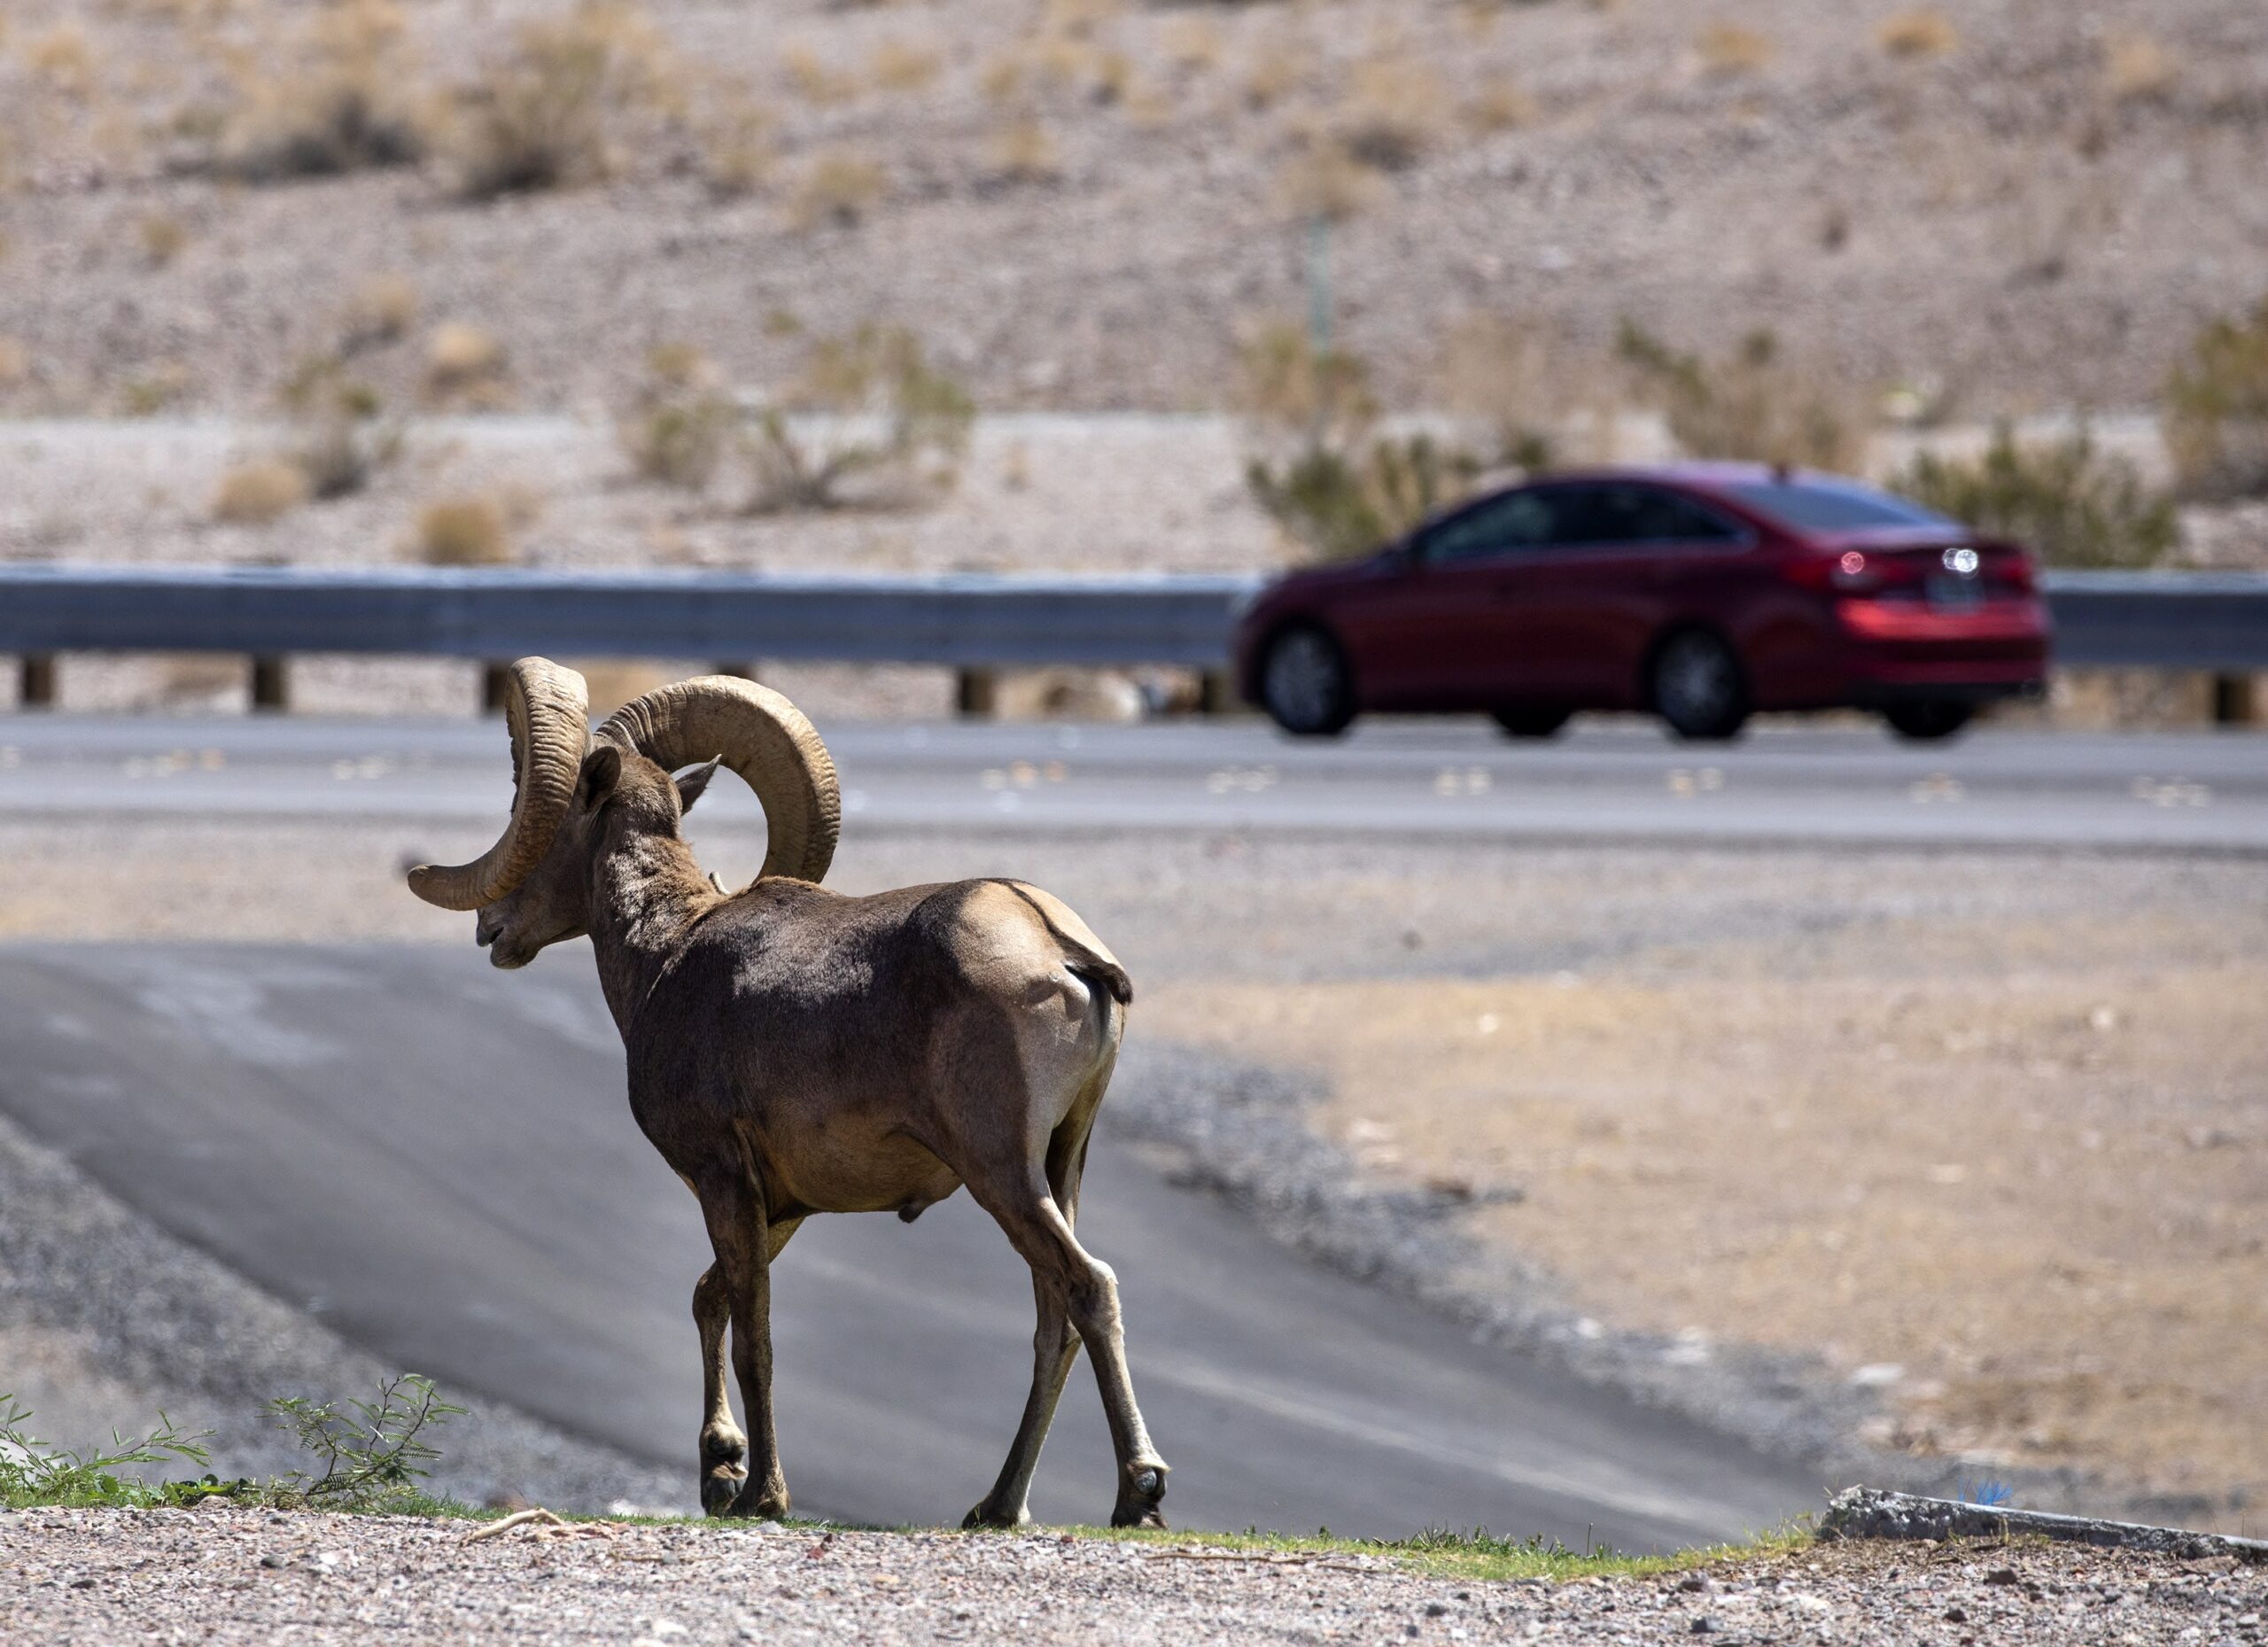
top-left (699, 1184), bottom-right (795, 1519)
top-left (963, 1273), bottom-right (1078, 1529)
top-left (971, 1161), bottom-right (1169, 1530)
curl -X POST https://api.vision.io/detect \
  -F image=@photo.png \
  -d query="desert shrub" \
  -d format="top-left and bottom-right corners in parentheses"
top-left (1697, 24), bottom-right (1774, 76)
top-left (782, 43), bottom-right (858, 105)
top-left (280, 358), bottom-right (399, 499)
top-left (2163, 296), bottom-right (2268, 501)
top-left (745, 326), bottom-right (973, 513)
top-left (1891, 427), bottom-right (2179, 568)
top-left (1239, 322), bottom-right (1481, 562)
top-left (25, 26), bottom-right (96, 99)
top-left (216, 0), bottom-right (427, 180)
top-left (1466, 80), bottom-right (1538, 135)
top-left (1617, 322), bottom-right (1867, 472)
top-left (267, 1375), bottom-right (464, 1509)
top-left (2103, 33), bottom-right (2179, 104)
top-left (416, 495), bottom-right (515, 564)
top-left (619, 345), bottom-right (736, 490)
top-left (868, 38), bottom-right (941, 94)
top-left (788, 151), bottom-right (886, 229)
top-left (423, 322), bottom-right (509, 406)
top-left (1277, 135), bottom-right (1379, 222)
top-left (448, 2), bottom-right (676, 198)
top-left (1339, 57), bottom-right (1447, 170)
top-left (140, 214), bottom-right (188, 268)
top-left (340, 273), bottom-right (419, 353)
top-left (989, 119), bottom-right (1062, 183)
top-left (1876, 10), bottom-right (1959, 58)
top-left (699, 97), bottom-right (774, 197)
top-left (1438, 315), bottom-right (1583, 472)
top-left (213, 459), bottom-right (311, 524)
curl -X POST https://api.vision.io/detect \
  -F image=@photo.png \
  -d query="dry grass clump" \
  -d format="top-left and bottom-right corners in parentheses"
top-left (2163, 295), bottom-right (2268, 501)
top-left (415, 495), bottom-right (516, 565)
top-left (746, 326), bottom-right (974, 513)
top-left (783, 43), bottom-right (858, 105)
top-left (618, 344), bottom-right (736, 491)
top-left (1438, 315), bottom-right (1604, 472)
top-left (1278, 136), bottom-right (1380, 223)
top-left (212, 459), bottom-right (311, 525)
top-left (988, 119), bottom-right (1062, 184)
top-left (139, 214), bottom-right (188, 268)
top-left (447, 2), bottom-right (679, 198)
top-left (2102, 33), bottom-right (2179, 105)
top-left (1697, 24), bottom-right (1775, 77)
top-left (339, 274), bottom-right (419, 354)
top-left (1618, 322), bottom-right (1867, 473)
top-left (1465, 80), bottom-right (1538, 135)
top-left (788, 150), bottom-right (886, 230)
top-left (215, 0), bottom-right (427, 181)
top-left (423, 322), bottom-right (509, 406)
top-left (1892, 427), bottom-right (2179, 568)
top-left (0, 338), bottom-right (28, 390)
top-left (1242, 42), bottom-right (1315, 113)
top-left (1161, 16), bottom-right (1223, 74)
top-left (699, 97), bottom-right (773, 197)
top-left (1338, 57), bottom-right (1448, 170)
top-left (1875, 10), bottom-right (1959, 59)
top-left (25, 25), bottom-right (96, 99)
top-left (868, 38), bottom-right (942, 94)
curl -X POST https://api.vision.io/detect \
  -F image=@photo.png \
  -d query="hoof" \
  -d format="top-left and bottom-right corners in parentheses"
top-left (729, 1481), bottom-right (791, 1520)
top-left (961, 1503), bottom-right (1031, 1531)
top-left (701, 1466), bottom-right (746, 1519)
top-left (1109, 1459), bottom-right (1169, 1529)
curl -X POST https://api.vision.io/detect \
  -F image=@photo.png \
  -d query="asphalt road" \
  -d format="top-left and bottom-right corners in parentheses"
top-left (0, 943), bottom-right (1816, 1550)
top-left (0, 714), bottom-right (2261, 851)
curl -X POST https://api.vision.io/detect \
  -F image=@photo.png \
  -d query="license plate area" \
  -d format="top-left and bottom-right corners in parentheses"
top-left (1926, 575), bottom-right (1982, 610)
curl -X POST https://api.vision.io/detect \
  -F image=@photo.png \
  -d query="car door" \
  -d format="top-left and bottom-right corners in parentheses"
top-left (1516, 484), bottom-right (1750, 705)
top-left (1340, 488), bottom-right (1568, 709)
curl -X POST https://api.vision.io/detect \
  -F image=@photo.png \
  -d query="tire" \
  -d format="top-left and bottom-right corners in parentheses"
top-left (1649, 629), bottom-right (1750, 742)
top-left (1491, 705), bottom-right (1573, 740)
top-left (1258, 625), bottom-right (1356, 737)
top-left (1884, 701), bottom-right (1975, 742)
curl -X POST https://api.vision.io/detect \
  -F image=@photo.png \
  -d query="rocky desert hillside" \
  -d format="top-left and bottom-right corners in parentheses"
top-left (1, 0), bottom-right (2263, 421)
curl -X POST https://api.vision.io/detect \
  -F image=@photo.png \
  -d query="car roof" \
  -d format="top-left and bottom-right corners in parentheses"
top-left (1514, 461), bottom-right (1803, 493)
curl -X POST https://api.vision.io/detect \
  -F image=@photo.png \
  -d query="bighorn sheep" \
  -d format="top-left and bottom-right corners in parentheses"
top-left (406, 660), bottom-right (1169, 1529)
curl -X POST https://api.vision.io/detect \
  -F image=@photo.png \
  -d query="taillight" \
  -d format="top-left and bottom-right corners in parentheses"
top-left (1783, 551), bottom-right (1879, 594)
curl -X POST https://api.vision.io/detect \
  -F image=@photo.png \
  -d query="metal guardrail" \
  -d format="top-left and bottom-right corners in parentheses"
top-left (0, 563), bottom-right (2262, 688)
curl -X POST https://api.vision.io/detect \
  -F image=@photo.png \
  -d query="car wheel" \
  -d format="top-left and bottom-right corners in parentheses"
top-left (1884, 701), bottom-right (1975, 742)
top-left (1650, 629), bottom-right (1750, 742)
top-left (1259, 625), bottom-right (1355, 737)
top-left (1491, 706), bottom-right (1573, 740)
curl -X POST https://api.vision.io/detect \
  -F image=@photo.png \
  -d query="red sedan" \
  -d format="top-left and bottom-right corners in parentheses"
top-left (1232, 464), bottom-right (2050, 742)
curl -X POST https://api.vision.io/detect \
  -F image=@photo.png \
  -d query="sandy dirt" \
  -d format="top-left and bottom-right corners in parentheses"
top-left (4, 1505), bottom-right (2263, 1646)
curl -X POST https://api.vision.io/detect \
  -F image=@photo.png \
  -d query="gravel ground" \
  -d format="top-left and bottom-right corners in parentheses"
top-left (0, 1107), bottom-right (688, 1515)
top-left (4, 1507), bottom-right (2263, 1646)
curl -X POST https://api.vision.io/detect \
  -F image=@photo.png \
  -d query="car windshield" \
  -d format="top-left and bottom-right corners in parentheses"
top-left (1724, 478), bottom-right (1957, 532)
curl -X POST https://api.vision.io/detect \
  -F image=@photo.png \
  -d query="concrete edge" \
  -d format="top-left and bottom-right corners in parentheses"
top-left (1820, 1487), bottom-right (2268, 1565)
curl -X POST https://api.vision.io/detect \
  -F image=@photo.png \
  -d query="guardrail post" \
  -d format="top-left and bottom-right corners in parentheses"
top-left (710, 662), bottom-right (759, 681)
top-left (2212, 672), bottom-right (2257, 726)
top-left (481, 662), bottom-right (510, 715)
top-left (19, 654), bottom-right (56, 709)
top-left (1198, 668), bottom-right (1237, 716)
top-left (956, 667), bottom-right (998, 719)
top-left (250, 655), bottom-right (289, 713)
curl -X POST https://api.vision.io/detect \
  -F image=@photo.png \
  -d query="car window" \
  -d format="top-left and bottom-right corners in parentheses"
top-left (1724, 478), bottom-right (1956, 532)
top-left (1557, 485), bottom-right (1745, 546)
top-left (1417, 490), bottom-right (1565, 563)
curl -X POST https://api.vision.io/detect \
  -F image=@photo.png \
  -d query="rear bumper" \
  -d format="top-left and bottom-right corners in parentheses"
top-left (1835, 596), bottom-right (2051, 700)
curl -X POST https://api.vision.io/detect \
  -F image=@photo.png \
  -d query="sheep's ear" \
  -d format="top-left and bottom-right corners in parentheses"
top-left (675, 755), bottom-right (724, 815)
top-left (582, 744), bottom-right (623, 803)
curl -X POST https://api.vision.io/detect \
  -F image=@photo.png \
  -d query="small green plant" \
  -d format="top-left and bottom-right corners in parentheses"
top-left (0, 1395), bottom-right (214, 1510)
top-left (620, 345), bottom-right (737, 490)
top-left (1618, 322), bottom-right (1866, 473)
top-left (268, 1374), bottom-right (465, 1508)
top-left (1239, 322), bottom-right (1481, 561)
top-left (745, 326), bottom-right (973, 512)
top-left (2163, 294), bottom-right (2268, 501)
top-left (1891, 425), bottom-right (2179, 568)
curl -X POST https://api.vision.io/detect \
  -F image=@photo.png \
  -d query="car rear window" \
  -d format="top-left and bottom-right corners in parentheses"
top-left (1725, 479), bottom-right (1957, 532)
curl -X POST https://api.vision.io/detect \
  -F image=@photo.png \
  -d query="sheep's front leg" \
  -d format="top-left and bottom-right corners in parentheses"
top-left (692, 1263), bottom-right (747, 1516)
top-left (700, 1185), bottom-right (793, 1519)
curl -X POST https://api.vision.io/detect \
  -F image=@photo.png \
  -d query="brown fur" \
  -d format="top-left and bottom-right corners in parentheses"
top-left (472, 745), bottom-right (1168, 1528)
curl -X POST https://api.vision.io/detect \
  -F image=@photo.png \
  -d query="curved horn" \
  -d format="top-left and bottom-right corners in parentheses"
top-left (598, 676), bottom-right (840, 884)
top-left (407, 658), bottom-right (591, 910)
